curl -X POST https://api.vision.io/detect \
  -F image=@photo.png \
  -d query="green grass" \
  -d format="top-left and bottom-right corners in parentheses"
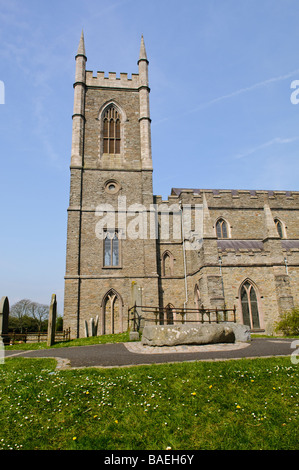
top-left (0, 356), bottom-right (298, 450)
top-left (5, 331), bottom-right (133, 350)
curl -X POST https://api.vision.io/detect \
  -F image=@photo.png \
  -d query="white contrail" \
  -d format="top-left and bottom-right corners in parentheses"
top-left (235, 136), bottom-right (299, 159)
top-left (153, 69), bottom-right (299, 125)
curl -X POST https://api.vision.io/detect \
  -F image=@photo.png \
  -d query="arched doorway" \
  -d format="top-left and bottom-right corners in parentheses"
top-left (101, 289), bottom-right (123, 335)
top-left (240, 280), bottom-right (261, 329)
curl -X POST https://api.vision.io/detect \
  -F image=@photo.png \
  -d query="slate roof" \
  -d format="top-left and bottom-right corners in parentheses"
top-left (217, 240), bottom-right (264, 251)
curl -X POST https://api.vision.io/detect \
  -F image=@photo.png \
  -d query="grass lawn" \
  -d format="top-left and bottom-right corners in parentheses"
top-left (0, 356), bottom-right (298, 450)
top-left (4, 331), bottom-right (133, 350)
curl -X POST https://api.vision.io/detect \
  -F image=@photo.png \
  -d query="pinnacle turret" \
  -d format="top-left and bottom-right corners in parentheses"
top-left (138, 35), bottom-right (148, 64)
top-left (76, 30), bottom-right (86, 59)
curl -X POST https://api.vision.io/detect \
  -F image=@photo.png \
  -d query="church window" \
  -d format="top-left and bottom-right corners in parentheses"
top-left (103, 106), bottom-right (121, 154)
top-left (104, 179), bottom-right (121, 195)
top-left (240, 281), bottom-right (261, 329)
top-left (274, 218), bottom-right (286, 238)
top-left (216, 218), bottom-right (228, 238)
top-left (104, 230), bottom-right (120, 267)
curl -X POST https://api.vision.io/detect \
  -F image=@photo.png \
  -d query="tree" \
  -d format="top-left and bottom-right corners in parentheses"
top-left (275, 307), bottom-right (299, 337)
top-left (10, 299), bottom-right (32, 332)
top-left (10, 299), bottom-right (50, 332)
top-left (27, 302), bottom-right (49, 332)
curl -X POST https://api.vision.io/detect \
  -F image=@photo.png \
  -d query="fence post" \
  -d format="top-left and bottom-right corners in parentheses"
top-left (233, 305), bottom-right (236, 323)
top-left (215, 307), bottom-right (218, 323)
top-left (224, 308), bottom-right (227, 322)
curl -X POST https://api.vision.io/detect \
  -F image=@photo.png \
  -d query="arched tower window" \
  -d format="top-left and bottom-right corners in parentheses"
top-left (240, 280), bottom-right (261, 330)
top-left (274, 218), bottom-right (286, 239)
top-left (103, 105), bottom-right (121, 154)
top-left (104, 230), bottom-right (120, 267)
top-left (216, 218), bottom-right (229, 239)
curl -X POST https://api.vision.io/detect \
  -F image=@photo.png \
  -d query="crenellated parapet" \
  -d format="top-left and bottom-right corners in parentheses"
top-left (171, 188), bottom-right (299, 208)
top-left (86, 70), bottom-right (140, 89)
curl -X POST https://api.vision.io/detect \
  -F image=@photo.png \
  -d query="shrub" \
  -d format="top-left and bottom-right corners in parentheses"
top-left (275, 307), bottom-right (299, 336)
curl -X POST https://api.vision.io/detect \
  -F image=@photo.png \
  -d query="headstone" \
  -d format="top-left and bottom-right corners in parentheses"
top-left (0, 296), bottom-right (10, 346)
top-left (94, 315), bottom-right (99, 336)
top-left (86, 316), bottom-right (99, 337)
top-left (90, 317), bottom-right (95, 336)
top-left (84, 320), bottom-right (89, 337)
top-left (47, 294), bottom-right (57, 347)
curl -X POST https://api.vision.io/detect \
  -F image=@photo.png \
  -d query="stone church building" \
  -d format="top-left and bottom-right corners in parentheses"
top-left (63, 33), bottom-right (299, 338)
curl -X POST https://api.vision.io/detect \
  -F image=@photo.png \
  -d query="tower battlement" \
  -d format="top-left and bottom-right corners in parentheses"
top-left (86, 70), bottom-right (140, 89)
top-left (171, 188), bottom-right (299, 207)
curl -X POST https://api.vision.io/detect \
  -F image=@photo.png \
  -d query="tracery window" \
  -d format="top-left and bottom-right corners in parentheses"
top-left (240, 281), bottom-right (261, 329)
top-left (103, 106), bottom-right (121, 154)
top-left (216, 218), bottom-right (228, 239)
top-left (104, 230), bottom-right (120, 267)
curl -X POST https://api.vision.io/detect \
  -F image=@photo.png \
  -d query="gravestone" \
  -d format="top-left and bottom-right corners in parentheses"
top-left (90, 315), bottom-right (99, 336)
top-left (84, 320), bottom-right (89, 337)
top-left (47, 294), bottom-right (57, 346)
top-left (85, 315), bottom-right (99, 337)
top-left (0, 296), bottom-right (10, 346)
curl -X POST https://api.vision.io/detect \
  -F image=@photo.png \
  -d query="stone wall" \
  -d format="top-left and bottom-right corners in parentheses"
top-left (64, 36), bottom-right (299, 338)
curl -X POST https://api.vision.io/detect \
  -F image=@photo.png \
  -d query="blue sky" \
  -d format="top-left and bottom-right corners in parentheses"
top-left (1, 0), bottom-right (299, 312)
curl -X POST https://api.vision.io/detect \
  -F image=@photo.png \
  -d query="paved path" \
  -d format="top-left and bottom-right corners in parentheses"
top-left (4, 338), bottom-right (296, 370)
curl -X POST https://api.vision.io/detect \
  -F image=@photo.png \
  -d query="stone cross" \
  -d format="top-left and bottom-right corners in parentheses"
top-left (0, 296), bottom-right (9, 346)
top-left (47, 294), bottom-right (57, 347)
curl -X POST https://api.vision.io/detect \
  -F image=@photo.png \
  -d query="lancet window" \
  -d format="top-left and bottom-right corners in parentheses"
top-left (103, 106), bottom-right (121, 154)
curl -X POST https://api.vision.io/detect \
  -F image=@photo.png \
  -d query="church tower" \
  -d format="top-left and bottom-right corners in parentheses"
top-left (64, 33), bottom-right (159, 338)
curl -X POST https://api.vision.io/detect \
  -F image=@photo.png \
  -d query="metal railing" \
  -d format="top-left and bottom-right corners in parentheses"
top-left (1, 328), bottom-right (71, 345)
top-left (128, 304), bottom-right (236, 332)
